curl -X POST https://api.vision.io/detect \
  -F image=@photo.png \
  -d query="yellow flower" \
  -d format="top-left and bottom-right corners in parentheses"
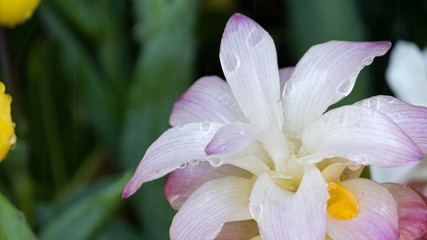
top-left (0, 0), bottom-right (41, 28)
top-left (0, 82), bottom-right (16, 161)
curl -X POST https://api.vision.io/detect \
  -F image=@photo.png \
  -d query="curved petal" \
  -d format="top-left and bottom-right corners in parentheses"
top-left (356, 95), bottom-right (427, 152)
top-left (382, 183), bottom-right (427, 240)
top-left (122, 122), bottom-right (223, 198)
top-left (164, 161), bottom-right (252, 210)
top-left (215, 220), bottom-right (259, 240)
top-left (300, 105), bottom-right (423, 167)
top-left (219, 13), bottom-right (283, 130)
top-left (205, 122), bottom-right (262, 155)
top-left (326, 179), bottom-right (398, 239)
top-left (386, 41), bottom-right (427, 107)
top-left (170, 176), bottom-right (253, 240)
top-left (283, 41), bottom-right (391, 137)
top-left (279, 67), bottom-right (295, 94)
top-left (170, 76), bottom-right (245, 126)
top-left (249, 165), bottom-right (327, 240)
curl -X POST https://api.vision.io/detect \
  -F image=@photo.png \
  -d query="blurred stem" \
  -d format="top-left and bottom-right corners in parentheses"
top-left (0, 27), bottom-right (12, 87)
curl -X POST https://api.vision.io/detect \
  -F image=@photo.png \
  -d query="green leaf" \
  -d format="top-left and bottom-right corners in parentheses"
top-left (39, 173), bottom-right (131, 240)
top-left (39, 3), bottom-right (123, 158)
top-left (0, 193), bottom-right (36, 240)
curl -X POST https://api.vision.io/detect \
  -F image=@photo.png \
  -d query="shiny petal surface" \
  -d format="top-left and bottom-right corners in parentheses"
top-left (170, 176), bottom-right (253, 240)
top-left (326, 179), bottom-right (399, 240)
top-left (300, 105), bottom-right (423, 167)
top-left (283, 41), bottom-right (390, 137)
top-left (249, 165), bottom-right (327, 240)
top-left (386, 41), bottom-right (427, 107)
top-left (170, 76), bottom-right (245, 126)
top-left (205, 122), bottom-right (262, 155)
top-left (215, 220), bottom-right (259, 240)
top-left (382, 183), bottom-right (427, 240)
top-left (123, 122), bottom-right (223, 198)
top-left (279, 67), bottom-right (295, 94)
top-left (164, 161), bottom-right (251, 210)
top-left (356, 95), bottom-right (427, 152)
top-left (220, 13), bottom-right (283, 129)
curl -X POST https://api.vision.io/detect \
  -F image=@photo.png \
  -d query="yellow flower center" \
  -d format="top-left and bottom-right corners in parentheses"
top-left (0, 0), bottom-right (41, 27)
top-left (326, 182), bottom-right (358, 220)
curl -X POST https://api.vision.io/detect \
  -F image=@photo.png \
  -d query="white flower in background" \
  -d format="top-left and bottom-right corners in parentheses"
top-left (123, 15), bottom-right (427, 239)
top-left (370, 41), bottom-right (427, 196)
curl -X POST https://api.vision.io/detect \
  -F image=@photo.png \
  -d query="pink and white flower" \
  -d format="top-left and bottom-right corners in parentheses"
top-left (370, 41), bottom-right (427, 197)
top-left (123, 14), bottom-right (427, 239)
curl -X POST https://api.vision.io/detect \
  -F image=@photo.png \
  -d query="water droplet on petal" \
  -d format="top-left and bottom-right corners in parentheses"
top-left (208, 157), bottom-right (223, 167)
top-left (363, 57), bottom-right (374, 65)
top-left (222, 53), bottom-right (240, 72)
top-left (188, 159), bottom-right (200, 166)
top-left (335, 80), bottom-right (352, 95)
top-left (176, 125), bottom-right (186, 131)
top-left (318, 202), bottom-right (326, 210)
top-left (199, 121), bottom-right (212, 135)
top-left (283, 81), bottom-right (294, 96)
top-left (250, 204), bottom-right (263, 221)
top-left (337, 113), bottom-right (345, 126)
top-left (226, 20), bottom-right (238, 33)
top-left (354, 154), bottom-right (368, 165)
top-left (178, 162), bottom-right (187, 169)
top-left (248, 28), bottom-right (264, 47)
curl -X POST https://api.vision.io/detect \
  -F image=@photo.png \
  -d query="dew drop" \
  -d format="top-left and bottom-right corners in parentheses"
top-left (363, 57), bottom-right (374, 66)
top-left (249, 204), bottom-right (263, 221)
top-left (354, 154), bottom-right (368, 165)
top-left (335, 80), bottom-right (352, 95)
top-left (188, 159), bottom-right (200, 166)
top-left (226, 20), bottom-right (238, 33)
top-left (283, 81), bottom-right (294, 96)
top-left (208, 157), bottom-right (223, 167)
top-left (221, 53), bottom-right (240, 72)
top-left (337, 112), bottom-right (345, 126)
top-left (176, 125), bottom-right (186, 131)
top-left (178, 162), bottom-right (187, 169)
top-left (248, 29), bottom-right (264, 47)
top-left (199, 121), bottom-right (212, 135)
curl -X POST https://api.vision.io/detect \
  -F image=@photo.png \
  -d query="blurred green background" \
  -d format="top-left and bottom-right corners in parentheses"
top-left (0, 0), bottom-right (426, 239)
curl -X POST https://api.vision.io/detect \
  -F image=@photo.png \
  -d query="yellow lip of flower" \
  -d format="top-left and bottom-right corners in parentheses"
top-left (327, 182), bottom-right (358, 220)
top-left (0, 82), bottom-right (16, 161)
top-left (0, 0), bottom-right (41, 28)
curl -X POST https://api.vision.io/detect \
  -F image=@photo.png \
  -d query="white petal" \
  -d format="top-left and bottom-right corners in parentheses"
top-left (170, 176), bottom-right (253, 240)
top-left (326, 178), bottom-right (399, 240)
top-left (283, 41), bottom-right (390, 137)
top-left (205, 122), bottom-right (262, 155)
top-left (220, 13), bottom-right (283, 129)
top-left (170, 76), bottom-right (245, 126)
top-left (257, 127), bottom-right (291, 171)
top-left (249, 165), bottom-right (327, 240)
top-left (300, 105), bottom-right (423, 167)
top-left (386, 41), bottom-right (427, 107)
top-left (123, 122), bottom-right (223, 198)
top-left (164, 161), bottom-right (252, 210)
top-left (356, 95), bottom-right (427, 152)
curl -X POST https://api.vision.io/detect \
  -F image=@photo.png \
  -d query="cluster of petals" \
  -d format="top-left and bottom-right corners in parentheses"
top-left (123, 14), bottom-right (427, 239)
